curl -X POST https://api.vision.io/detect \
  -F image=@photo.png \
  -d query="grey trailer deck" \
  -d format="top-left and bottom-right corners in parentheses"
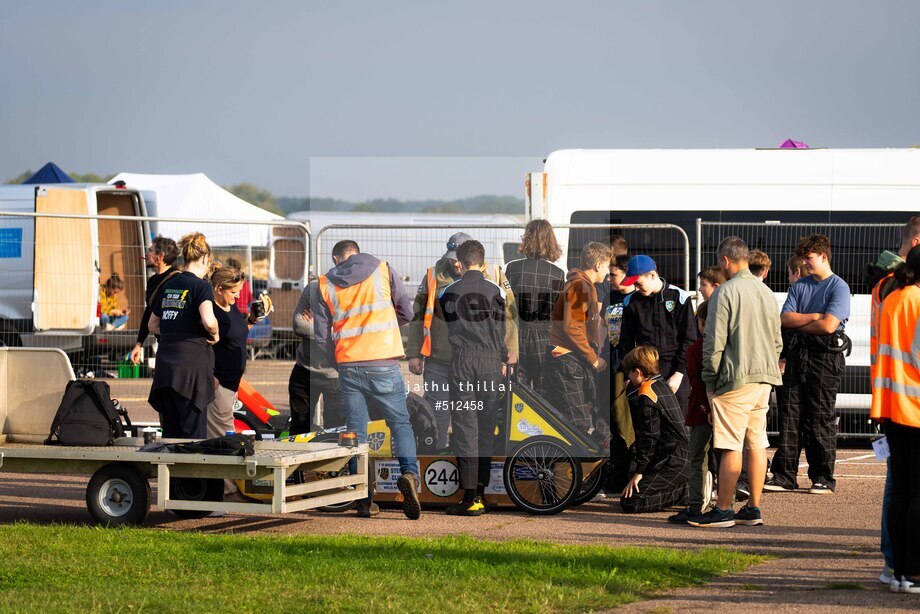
top-left (0, 439), bottom-right (368, 523)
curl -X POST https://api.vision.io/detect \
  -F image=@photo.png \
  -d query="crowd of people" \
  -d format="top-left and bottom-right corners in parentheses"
top-left (127, 215), bottom-right (920, 591)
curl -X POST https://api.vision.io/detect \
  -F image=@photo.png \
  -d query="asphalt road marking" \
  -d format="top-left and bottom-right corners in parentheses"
top-left (837, 453), bottom-right (879, 463)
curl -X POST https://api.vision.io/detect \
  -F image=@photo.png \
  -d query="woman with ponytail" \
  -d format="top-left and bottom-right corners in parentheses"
top-left (147, 232), bottom-right (219, 438)
top-left (206, 262), bottom-right (265, 441)
top-left (871, 244), bottom-right (920, 593)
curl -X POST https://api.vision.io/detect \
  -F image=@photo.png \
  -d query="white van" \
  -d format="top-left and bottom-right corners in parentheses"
top-left (526, 148), bottom-right (920, 427)
top-left (0, 184), bottom-right (151, 353)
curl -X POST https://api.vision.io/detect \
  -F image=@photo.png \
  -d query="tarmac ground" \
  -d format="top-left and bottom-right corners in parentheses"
top-left (3, 361), bottom-right (910, 611)
top-left (0, 446), bottom-right (910, 611)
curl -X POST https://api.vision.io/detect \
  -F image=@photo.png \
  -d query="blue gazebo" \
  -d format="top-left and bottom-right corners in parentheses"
top-left (22, 162), bottom-right (75, 184)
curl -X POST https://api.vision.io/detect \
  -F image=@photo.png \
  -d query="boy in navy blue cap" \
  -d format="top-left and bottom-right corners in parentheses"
top-left (616, 255), bottom-right (696, 411)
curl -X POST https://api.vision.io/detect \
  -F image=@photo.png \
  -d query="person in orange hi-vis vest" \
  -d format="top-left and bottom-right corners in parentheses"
top-left (869, 215), bottom-right (920, 590)
top-left (314, 239), bottom-right (422, 520)
top-left (871, 243), bottom-right (920, 594)
top-left (406, 232), bottom-right (518, 451)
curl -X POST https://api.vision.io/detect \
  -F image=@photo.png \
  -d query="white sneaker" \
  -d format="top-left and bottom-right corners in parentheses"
top-left (879, 566), bottom-right (895, 585)
top-left (891, 575), bottom-right (903, 593)
top-left (902, 577), bottom-right (920, 594)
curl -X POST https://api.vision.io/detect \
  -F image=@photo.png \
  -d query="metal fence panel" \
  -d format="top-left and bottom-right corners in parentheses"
top-left (0, 211), bottom-right (309, 428)
top-left (698, 221), bottom-right (900, 438)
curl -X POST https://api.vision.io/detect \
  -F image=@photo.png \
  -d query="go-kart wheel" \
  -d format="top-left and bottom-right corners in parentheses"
top-left (503, 436), bottom-right (582, 515)
top-left (86, 463), bottom-right (151, 526)
top-left (292, 464), bottom-right (358, 512)
top-left (571, 461), bottom-right (610, 506)
top-left (169, 477), bottom-right (224, 519)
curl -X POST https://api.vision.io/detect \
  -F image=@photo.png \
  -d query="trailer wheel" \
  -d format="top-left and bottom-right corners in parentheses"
top-left (169, 478), bottom-right (224, 519)
top-left (571, 461), bottom-right (610, 506)
top-left (503, 436), bottom-right (582, 515)
top-left (86, 463), bottom-right (151, 526)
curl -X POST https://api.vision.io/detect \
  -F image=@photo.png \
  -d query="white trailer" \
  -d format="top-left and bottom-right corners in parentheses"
top-left (0, 347), bottom-right (368, 526)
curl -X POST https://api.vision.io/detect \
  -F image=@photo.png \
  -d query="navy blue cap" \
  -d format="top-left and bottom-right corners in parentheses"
top-left (621, 255), bottom-right (657, 286)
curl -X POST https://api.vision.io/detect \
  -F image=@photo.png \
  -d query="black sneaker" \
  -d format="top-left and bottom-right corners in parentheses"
top-left (809, 482), bottom-right (834, 494)
top-left (356, 501), bottom-right (380, 518)
top-left (763, 478), bottom-right (795, 492)
top-left (687, 506), bottom-right (735, 528)
top-left (734, 505), bottom-right (763, 526)
top-left (396, 473), bottom-right (422, 520)
top-left (446, 497), bottom-right (486, 516)
top-left (735, 483), bottom-right (751, 503)
top-left (667, 507), bottom-right (702, 525)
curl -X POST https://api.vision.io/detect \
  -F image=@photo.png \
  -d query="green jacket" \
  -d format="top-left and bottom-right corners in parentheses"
top-left (406, 258), bottom-right (518, 362)
top-left (702, 269), bottom-right (783, 395)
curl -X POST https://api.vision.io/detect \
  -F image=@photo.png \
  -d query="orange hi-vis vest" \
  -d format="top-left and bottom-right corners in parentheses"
top-left (419, 263), bottom-right (501, 357)
top-left (419, 268), bottom-right (438, 357)
top-left (870, 273), bottom-right (897, 368)
top-left (870, 284), bottom-right (920, 428)
top-left (319, 261), bottom-right (405, 364)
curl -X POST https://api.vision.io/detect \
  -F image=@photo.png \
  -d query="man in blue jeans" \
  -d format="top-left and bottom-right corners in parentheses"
top-left (314, 240), bottom-right (422, 519)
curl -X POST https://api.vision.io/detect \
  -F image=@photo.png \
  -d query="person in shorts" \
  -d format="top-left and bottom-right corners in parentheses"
top-left (690, 236), bottom-right (782, 528)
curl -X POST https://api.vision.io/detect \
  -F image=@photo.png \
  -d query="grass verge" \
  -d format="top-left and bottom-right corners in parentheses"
top-left (0, 523), bottom-right (762, 613)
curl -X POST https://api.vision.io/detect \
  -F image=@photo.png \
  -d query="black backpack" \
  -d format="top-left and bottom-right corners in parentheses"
top-left (169, 434), bottom-right (254, 456)
top-left (406, 392), bottom-right (438, 453)
top-left (46, 380), bottom-right (131, 446)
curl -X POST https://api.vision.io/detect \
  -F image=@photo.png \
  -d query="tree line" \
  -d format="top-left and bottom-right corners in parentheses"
top-left (4, 171), bottom-right (524, 216)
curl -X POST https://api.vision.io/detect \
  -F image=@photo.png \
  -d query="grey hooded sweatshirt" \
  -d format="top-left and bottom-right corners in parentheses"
top-left (313, 253), bottom-right (414, 367)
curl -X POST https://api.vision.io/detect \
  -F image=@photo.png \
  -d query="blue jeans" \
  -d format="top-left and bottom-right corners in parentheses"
top-left (101, 313), bottom-right (129, 328)
top-left (338, 365), bottom-right (419, 487)
top-left (882, 457), bottom-right (893, 568)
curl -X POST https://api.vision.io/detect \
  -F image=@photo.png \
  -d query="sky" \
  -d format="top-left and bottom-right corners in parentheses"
top-left (1, 1), bottom-right (919, 201)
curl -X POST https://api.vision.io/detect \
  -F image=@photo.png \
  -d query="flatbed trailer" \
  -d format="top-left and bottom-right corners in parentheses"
top-left (0, 439), bottom-right (368, 525)
top-left (0, 347), bottom-right (368, 525)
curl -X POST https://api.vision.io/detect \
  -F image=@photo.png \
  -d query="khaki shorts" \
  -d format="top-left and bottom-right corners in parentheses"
top-left (711, 383), bottom-right (772, 451)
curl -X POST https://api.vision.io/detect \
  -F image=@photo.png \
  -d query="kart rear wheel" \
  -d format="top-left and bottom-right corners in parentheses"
top-left (503, 436), bottom-right (582, 515)
top-left (291, 464), bottom-right (358, 512)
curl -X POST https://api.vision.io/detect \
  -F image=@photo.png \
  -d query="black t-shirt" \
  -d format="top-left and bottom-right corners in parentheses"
top-left (213, 305), bottom-right (249, 391)
top-left (153, 272), bottom-right (213, 343)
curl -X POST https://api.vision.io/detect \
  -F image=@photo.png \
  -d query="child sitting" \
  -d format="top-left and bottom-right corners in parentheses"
top-left (620, 345), bottom-right (690, 514)
top-left (99, 273), bottom-right (130, 331)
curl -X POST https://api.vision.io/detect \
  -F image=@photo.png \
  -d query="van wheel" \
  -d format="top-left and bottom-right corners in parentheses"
top-left (0, 321), bottom-right (22, 347)
top-left (86, 463), bottom-right (151, 526)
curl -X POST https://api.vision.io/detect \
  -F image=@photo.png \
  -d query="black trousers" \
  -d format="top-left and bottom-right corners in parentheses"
top-left (151, 388), bottom-right (207, 439)
top-left (771, 349), bottom-right (844, 489)
top-left (288, 363), bottom-right (344, 436)
top-left (546, 353), bottom-right (597, 433)
top-left (620, 457), bottom-right (690, 514)
top-left (449, 348), bottom-right (501, 491)
top-left (886, 421), bottom-right (920, 577)
top-left (518, 326), bottom-right (550, 398)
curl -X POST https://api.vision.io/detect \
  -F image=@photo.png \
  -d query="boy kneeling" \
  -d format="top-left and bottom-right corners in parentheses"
top-left (620, 345), bottom-right (691, 514)
top-left (439, 240), bottom-right (509, 516)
